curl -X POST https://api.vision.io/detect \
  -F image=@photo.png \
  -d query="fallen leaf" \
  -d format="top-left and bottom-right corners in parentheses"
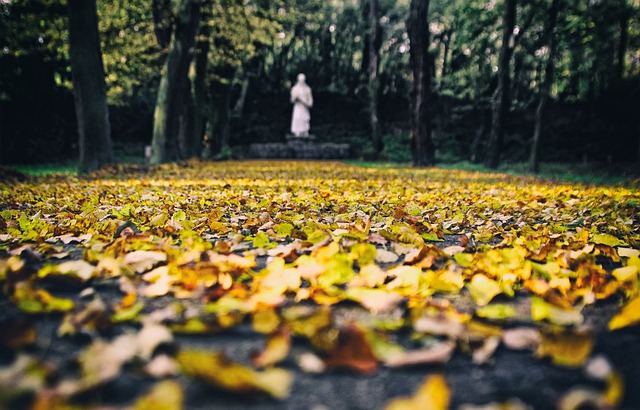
top-left (501, 327), bottom-right (541, 351)
top-left (385, 374), bottom-right (450, 410)
top-left (177, 349), bottom-right (292, 399)
top-left (608, 295), bottom-right (640, 330)
top-left (384, 340), bottom-right (455, 368)
top-left (324, 324), bottom-right (379, 374)
top-left (251, 327), bottom-right (291, 368)
top-left (124, 250), bottom-right (167, 273)
top-left (536, 328), bottom-right (593, 368)
top-left (133, 380), bottom-right (183, 410)
top-left (531, 297), bottom-right (583, 326)
top-left (466, 274), bottom-right (501, 307)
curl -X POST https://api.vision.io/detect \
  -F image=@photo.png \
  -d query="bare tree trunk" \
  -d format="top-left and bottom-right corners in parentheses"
top-left (152, 0), bottom-right (173, 51)
top-left (486, 0), bottom-right (516, 169)
top-left (207, 67), bottom-right (236, 158)
top-left (191, 15), bottom-right (212, 158)
top-left (67, 0), bottom-right (113, 174)
top-left (530, 0), bottom-right (560, 174)
top-left (366, 0), bottom-right (382, 157)
top-left (470, 109), bottom-right (489, 163)
top-left (617, 7), bottom-right (629, 81)
top-left (408, 0), bottom-right (435, 167)
top-left (151, 0), bottom-right (201, 165)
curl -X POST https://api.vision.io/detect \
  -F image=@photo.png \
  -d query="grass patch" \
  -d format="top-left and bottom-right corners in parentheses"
top-left (14, 163), bottom-right (78, 176)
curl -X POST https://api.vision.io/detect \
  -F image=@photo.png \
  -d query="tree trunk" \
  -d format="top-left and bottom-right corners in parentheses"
top-left (67, 0), bottom-right (113, 174)
top-left (470, 109), bottom-right (490, 163)
top-left (152, 0), bottom-right (173, 51)
top-left (151, 0), bottom-right (201, 165)
top-left (485, 0), bottom-right (516, 169)
top-left (617, 7), bottom-right (629, 81)
top-left (191, 17), bottom-right (212, 158)
top-left (407, 0), bottom-right (435, 167)
top-left (365, 0), bottom-right (382, 157)
top-left (530, 0), bottom-right (559, 174)
top-left (207, 67), bottom-right (236, 158)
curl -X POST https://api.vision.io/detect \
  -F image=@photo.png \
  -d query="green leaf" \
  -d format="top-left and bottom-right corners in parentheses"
top-left (591, 233), bottom-right (626, 247)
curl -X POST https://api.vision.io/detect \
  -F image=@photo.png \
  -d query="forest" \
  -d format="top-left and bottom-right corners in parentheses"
top-left (1, 0), bottom-right (639, 172)
top-left (2, 1), bottom-right (640, 408)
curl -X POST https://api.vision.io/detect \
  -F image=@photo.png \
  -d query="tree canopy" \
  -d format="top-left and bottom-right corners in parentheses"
top-left (0, 0), bottom-right (638, 166)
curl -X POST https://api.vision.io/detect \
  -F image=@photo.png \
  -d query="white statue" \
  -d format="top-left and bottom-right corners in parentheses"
top-left (290, 73), bottom-right (313, 137)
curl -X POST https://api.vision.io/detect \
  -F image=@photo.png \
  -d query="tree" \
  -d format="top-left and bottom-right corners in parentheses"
top-left (407, 0), bottom-right (435, 167)
top-left (151, 0), bottom-right (201, 164)
top-left (67, 0), bottom-right (113, 173)
top-left (364, 0), bottom-right (383, 158)
top-left (189, 16), bottom-right (213, 158)
top-left (485, 0), bottom-right (516, 169)
top-left (530, 0), bottom-right (560, 173)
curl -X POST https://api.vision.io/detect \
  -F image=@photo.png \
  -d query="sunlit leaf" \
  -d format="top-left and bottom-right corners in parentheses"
top-left (531, 297), bottom-right (583, 326)
top-left (591, 233), bottom-right (625, 247)
top-left (133, 380), bottom-right (183, 410)
top-left (466, 274), bottom-right (501, 307)
top-left (608, 295), bottom-right (640, 330)
top-left (177, 349), bottom-right (292, 399)
top-left (535, 329), bottom-right (593, 368)
top-left (251, 327), bottom-right (291, 368)
top-left (385, 374), bottom-right (450, 410)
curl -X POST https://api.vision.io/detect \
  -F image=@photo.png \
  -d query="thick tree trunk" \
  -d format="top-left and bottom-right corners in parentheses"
top-left (530, 0), bottom-right (560, 174)
top-left (366, 0), bottom-right (382, 157)
top-left (67, 0), bottom-right (113, 174)
top-left (486, 0), bottom-right (516, 169)
top-left (151, 0), bottom-right (201, 165)
top-left (408, 0), bottom-right (435, 167)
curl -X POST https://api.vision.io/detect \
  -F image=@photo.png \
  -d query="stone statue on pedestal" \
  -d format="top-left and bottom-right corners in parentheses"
top-left (290, 73), bottom-right (313, 137)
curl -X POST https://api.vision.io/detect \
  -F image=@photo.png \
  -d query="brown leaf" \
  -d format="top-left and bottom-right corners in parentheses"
top-left (324, 324), bottom-right (379, 374)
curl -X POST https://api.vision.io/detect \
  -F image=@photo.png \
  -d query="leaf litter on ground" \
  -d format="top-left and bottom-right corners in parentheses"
top-left (0, 160), bottom-right (639, 408)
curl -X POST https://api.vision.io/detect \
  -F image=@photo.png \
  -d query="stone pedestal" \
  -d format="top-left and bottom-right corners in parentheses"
top-left (248, 135), bottom-right (350, 159)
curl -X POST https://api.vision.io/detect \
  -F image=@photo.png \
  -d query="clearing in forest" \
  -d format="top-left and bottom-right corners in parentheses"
top-left (1, 160), bottom-right (639, 409)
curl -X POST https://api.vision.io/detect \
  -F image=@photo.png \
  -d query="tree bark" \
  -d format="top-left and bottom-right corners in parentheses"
top-left (617, 6), bottom-right (629, 81)
top-left (67, 0), bottom-right (113, 174)
top-left (486, 0), bottom-right (516, 169)
top-left (152, 0), bottom-right (173, 51)
top-left (191, 17), bottom-right (212, 158)
top-left (151, 0), bottom-right (201, 165)
top-left (530, 0), bottom-right (560, 174)
top-left (365, 0), bottom-right (382, 157)
top-left (207, 67), bottom-right (236, 158)
top-left (408, 0), bottom-right (435, 167)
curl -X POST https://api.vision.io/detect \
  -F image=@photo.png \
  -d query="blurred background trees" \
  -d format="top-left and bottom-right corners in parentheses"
top-left (0, 0), bottom-right (638, 169)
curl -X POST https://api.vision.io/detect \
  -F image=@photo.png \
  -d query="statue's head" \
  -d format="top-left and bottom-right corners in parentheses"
top-left (297, 73), bottom-right (306, 84)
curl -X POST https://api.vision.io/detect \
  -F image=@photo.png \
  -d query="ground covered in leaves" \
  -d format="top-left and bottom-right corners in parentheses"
top-left (1, 160), bottom-right (640, 410)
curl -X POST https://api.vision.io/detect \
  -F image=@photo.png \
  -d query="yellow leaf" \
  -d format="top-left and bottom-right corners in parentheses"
top-left (251, 327), bottom-right (291, 368)
top-left (385, 374), bottom-right (450, 410)
top-left (536, 329), bottom-right (593, 368)
top-left (591, 233), bottom-right (625, 247)
top-left (177, 350), bottom-right (292, 399)
top-left (133, 380), bottom-right (183, 410)
top-left (531, 297), bottom-right (583, 326)
top-left (612, 265), bottom-right (638, 282)
top-left (466, 274), bottom-right (501, 307)
top-left (609, 295), bottom-right (640, 330)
